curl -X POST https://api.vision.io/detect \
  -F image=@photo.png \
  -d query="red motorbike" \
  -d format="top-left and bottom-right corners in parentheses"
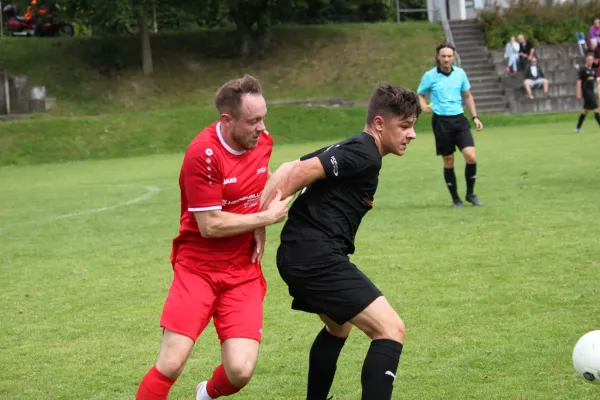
top-left (3, 3), bottom-right (74, 37)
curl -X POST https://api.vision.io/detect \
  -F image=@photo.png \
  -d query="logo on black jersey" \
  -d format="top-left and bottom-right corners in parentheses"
top-left (363, 197), bottom-right (374, 207)
top-left (330, 156), bottom-right (339, 176)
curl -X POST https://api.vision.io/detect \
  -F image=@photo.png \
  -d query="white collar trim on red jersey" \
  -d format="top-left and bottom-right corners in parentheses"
top-left (216, 122), bottom-right (245, 156)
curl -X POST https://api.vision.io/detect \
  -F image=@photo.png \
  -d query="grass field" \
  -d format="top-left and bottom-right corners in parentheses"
top-left (0, 105), bottom-right (588, 167)
top-left (1, 119), bottom-right (600, 399)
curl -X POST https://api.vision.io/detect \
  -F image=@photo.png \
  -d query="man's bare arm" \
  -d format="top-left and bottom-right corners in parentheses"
top-left (462, 90), bottom-right (478, 117)
top-left (417, 94), bottom-right (431, 113)
top-left (194, 196), bottom-right (290, 239)
top-left (263, 157), bottom-right (326, 207)
top-left (260, 160), bottom-right (301, 209)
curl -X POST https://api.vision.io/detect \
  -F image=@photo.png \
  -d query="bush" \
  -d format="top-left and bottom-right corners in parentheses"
top-left (80, 38), bottom-right (137, 76)
top-left (479, 1), bottom-right (600, 49)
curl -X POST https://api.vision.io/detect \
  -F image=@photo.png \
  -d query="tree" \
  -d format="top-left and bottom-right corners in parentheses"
top-left (133, 0), bottom-right (153, 75)
top-left (60, 0), bottom-right (161, 75)
top-left (228, 0), bottom-right (274, 59)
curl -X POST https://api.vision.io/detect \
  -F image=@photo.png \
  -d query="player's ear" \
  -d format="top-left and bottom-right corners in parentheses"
top-left (373, 115), bottom-right (385, 132)
top-left (220, 113), bottom-right (233, 126)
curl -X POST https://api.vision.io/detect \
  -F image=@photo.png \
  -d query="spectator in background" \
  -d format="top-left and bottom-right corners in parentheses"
top-left (518, 34), bottom-right (535, 71)
top-left (523, 57), bottom-right (549, 100)
top-left (589, 36), bottom-right (600, 105)
top-left (589, 18), bottom-right (600, 51)
top-left (504, 36), bottom-right (520, 74)
top-left (593, 41), bottom-right (600, 70)
top-left (575, 53), bottom-right (600, 133)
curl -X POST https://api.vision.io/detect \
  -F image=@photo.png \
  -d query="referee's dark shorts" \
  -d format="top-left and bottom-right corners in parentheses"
top-left (431, 113), bottom-right (475, 156)
top-left (583, 89), bottom-right (598, 110)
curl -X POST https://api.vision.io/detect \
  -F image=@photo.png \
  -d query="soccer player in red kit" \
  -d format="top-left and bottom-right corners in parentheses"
top-left (136, 75), bottom-right (293, 400)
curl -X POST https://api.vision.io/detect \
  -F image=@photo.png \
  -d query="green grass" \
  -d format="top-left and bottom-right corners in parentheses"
top-left (0, 22), bottom-right (443, 116)
top-left (1, 119), bottom-right (600, 399)
top-left (0, 104), bottom-right (587, 167)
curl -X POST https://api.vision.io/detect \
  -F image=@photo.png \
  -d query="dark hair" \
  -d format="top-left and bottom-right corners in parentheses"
top-left (436, 42), bottom-right (456, 65)
top-left (215, 74), bottom-right (262, 118)
top-left (365, 83), bottom-right (421, 126)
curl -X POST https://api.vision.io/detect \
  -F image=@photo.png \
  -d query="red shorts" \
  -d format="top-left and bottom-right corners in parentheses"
top-left (160, 257), bottom-right (266, 343)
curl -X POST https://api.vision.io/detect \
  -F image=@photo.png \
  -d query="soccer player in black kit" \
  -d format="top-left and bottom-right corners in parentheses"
top-left (263, 83), bottom-right (420, 400)
top-left (575, 53), bottom-right (600, 133)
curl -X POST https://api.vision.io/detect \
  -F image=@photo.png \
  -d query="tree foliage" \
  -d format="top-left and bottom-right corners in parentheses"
top-left (5, 0), bottom-right (392, 73)
top-left (479, 1), bottom-right (600, 49)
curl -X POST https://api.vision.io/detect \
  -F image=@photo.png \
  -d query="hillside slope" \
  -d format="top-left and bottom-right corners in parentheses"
top-left (0, 22), bottom-right (443, 116)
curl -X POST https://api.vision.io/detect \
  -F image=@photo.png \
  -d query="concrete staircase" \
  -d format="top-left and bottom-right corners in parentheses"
top-left (449, 20), bottom-right (509, 114)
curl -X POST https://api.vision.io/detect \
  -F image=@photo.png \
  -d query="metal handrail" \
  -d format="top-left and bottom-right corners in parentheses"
top-left (442, 15), bottom-right (462, 66)
top-left (396, 7), bottom-right (439, 23)
top-left (395, 4), bottom-right (461, 66)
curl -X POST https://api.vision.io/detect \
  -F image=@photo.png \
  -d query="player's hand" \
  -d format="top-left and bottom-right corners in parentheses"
top-left (474, 117), bottom-right (484, 131)
top-left (266, 189), bottom-right (294, 224)
top-left (577, 95), bottom-right (582, 101)
top-left (251, 227), bottom-right (266, 264)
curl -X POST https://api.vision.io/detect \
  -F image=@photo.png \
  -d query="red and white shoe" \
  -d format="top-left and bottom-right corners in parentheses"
top-left (195, 381), bottom-right (214, 400)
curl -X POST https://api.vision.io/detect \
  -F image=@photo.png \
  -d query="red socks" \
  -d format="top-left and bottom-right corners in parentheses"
top-left (206, 364), bottom-right (241, 398)
top-left (136, 365), bottom-right (177, 400)
top-left (136, 363), bottom-right (241, 399)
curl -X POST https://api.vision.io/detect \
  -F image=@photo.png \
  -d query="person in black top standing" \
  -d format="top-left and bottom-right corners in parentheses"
top-left (575, 53), bottom-right (600, 133)
top-left (263, 83), bottom-right (420, 400)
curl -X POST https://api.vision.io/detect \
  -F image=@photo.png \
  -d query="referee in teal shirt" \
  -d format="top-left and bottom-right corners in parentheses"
top-left (417, 43), bottom-right (484, 208)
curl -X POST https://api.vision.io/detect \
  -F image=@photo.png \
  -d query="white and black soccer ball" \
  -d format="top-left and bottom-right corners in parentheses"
top-left (573, 330), bottom-right (600, 384)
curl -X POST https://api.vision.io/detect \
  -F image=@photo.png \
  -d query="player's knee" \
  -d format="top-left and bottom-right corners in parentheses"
top-left (225, 360), bottom-right (256, 387)
top-left (370, 315), bottom-right (406, 343)
top-left (327, 322), bottom-right (352, 338)
top-left (443, 155), bottom-right (454, 169)
top-left (464, 153), bottom-right (476, 164)
top-left (156, 355), bottom-right (187, 378)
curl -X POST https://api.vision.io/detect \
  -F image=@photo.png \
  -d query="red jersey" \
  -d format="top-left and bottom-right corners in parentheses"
top-left (172, 121), bottom-right (273, 265)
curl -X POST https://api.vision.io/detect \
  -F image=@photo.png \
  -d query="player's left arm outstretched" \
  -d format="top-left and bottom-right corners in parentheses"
top-left (258, 143), bottom-right (334, 209)
top-left (267, 157), bottom-right (326, 202)
top-left (264, 142), bottom-right (377, 206)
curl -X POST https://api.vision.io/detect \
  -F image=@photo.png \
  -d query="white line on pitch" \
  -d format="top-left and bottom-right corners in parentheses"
top-left (0, 185), bottom-right (161, 233)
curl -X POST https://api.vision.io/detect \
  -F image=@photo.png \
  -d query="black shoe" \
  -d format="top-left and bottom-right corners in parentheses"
top-left (453, 198), bottom-right (464, 208)
top-left (466, 194), bottom-right (483, 206)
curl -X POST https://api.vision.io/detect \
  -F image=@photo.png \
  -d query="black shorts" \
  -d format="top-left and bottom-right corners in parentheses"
top-left (431, 113), bottom-right (475, 156)
top-left (277, 260), bottom-right (382, 325)
top-left (583, 91), bottom-right (598, 110)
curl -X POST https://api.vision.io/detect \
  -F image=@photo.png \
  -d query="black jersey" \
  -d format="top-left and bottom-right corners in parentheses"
top-left (579, 66), bottom-right (597, 93)
top-left (277, 132), bottom-right (382, 267)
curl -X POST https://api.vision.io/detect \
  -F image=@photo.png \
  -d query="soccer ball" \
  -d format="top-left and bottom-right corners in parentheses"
top-left (572, 330), bottom-right (600, 384)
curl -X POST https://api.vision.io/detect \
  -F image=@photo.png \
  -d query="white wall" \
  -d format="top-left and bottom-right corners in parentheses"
top-left (449, 0), bottom-right (467, 20)
top-left (427, 0), bottom-right (467, 22)
top-left (426, 0), bottom-right (443, 22)
top-left (427, 0), bottom-right (445, 22)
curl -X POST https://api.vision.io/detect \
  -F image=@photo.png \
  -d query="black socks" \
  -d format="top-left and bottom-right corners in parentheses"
top-left (577, 113), bottom-right (587, 129)
top-left (361, 339), bottom-right (404, 400)
top-left (307, 327), bottom-right (347, 400)
top-left (465, 163), bottom-right (477, 196)
top-left (444, 167), bottom-right (459, 201)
